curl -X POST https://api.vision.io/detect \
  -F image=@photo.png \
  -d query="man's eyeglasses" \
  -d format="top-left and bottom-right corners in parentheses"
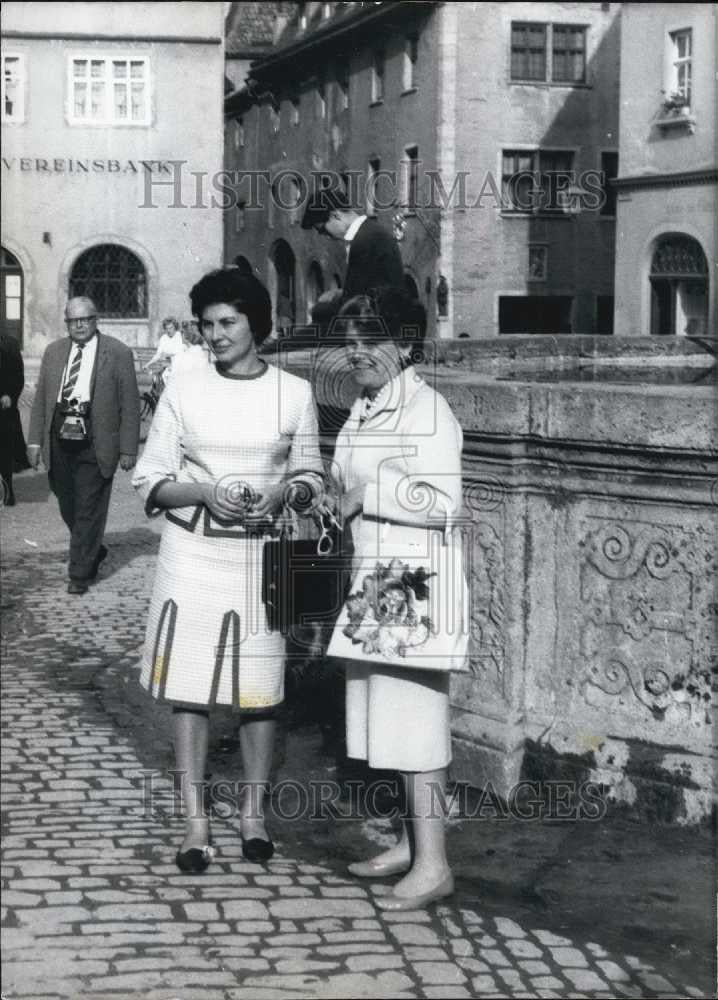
top-left (65, 316), bottom-right (96, 327)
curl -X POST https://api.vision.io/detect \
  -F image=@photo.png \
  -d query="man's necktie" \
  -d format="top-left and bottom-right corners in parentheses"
top-left (62, 345), bottom-right (84, 400)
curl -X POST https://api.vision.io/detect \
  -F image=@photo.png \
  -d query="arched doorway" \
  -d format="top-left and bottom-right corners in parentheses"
top-left (233, 255), bottom-right (253, 277)
top-left (69, 244), bottom-right (147, 318)
top-left (403, 272), bottom-right (419, 300)
top-left (0, 247), bottom-right (24, 346)
top-left (650, 235), bottom-right (708, 336)
top-left (306, 260), bottom-right (324, 322)
top-left (269, 240), bottom-right (296, 334)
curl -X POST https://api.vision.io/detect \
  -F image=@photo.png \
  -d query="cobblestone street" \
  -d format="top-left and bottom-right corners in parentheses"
top-left (1, 469), bottom-right (714, 1000)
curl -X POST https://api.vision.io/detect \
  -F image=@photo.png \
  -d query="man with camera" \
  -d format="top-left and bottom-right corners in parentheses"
top-left (28, 296), bottom-right (140, 594)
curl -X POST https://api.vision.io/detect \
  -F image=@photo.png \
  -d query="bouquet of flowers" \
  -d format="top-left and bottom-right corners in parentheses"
top-left (342, 558), bottom-right (436, 660)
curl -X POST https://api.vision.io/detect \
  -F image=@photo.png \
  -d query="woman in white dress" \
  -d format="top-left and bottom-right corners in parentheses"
top-left (133, 269), bottom-right (322, 872)
top-left (331, 287), bottom-right (467, 910)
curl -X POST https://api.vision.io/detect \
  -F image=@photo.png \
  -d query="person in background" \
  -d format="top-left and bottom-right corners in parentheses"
top-left (0, 332), bottom-right (30, 506)
top-left (144, 316), bottom-right (186, 384)
top-left (301, 187), bottom-right (403, 300)
top-left (27, 296), bottom-right (140, 593)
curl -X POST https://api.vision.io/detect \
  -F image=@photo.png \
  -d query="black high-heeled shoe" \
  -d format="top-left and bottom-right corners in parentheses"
top-left (241, 834), bottom-right (274, 863)
top-left (176, 825), bottom-right (214, 873)
top-left (175, 843), bottom-right (215, 873)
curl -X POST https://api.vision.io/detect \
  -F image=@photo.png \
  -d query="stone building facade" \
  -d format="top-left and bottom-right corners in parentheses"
top-left (613, 2), bottom-right (717, 337)
top-left (224, 1), bottom-right (621, 338)
top-left (1, 2), bottom-right (224, 356)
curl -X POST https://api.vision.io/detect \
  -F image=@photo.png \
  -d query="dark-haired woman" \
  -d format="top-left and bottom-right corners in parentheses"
top-left (331, 287), bottom-right (468, 910)
top-left (134, 268), bottom-right (322, 871)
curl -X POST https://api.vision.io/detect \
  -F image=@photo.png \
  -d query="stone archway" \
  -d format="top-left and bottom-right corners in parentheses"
top-left (649, 234), bottom-right (708, 336)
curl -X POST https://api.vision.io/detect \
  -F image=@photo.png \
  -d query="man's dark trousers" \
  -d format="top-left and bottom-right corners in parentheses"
top-left (50, 408), bottom-right (112, 583)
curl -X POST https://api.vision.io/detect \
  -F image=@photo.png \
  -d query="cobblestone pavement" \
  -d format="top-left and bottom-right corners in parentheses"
top-left (1, 470), bottom-right (713, 1000)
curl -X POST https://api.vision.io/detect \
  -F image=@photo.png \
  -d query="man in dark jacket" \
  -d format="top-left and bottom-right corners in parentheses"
top-left (28, 296), bottom-right (140, 594)
top-left (301, 188), bottom-right (403, 299)
top-left (0, 332), bottom-right (30, 506)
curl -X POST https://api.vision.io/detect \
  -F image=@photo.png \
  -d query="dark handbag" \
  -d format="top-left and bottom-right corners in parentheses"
top-left (262, 517), bottom-right (351, 641)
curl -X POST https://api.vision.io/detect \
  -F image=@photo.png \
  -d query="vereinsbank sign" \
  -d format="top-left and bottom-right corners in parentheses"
top-left (2, 158), bottom-right (174, 173)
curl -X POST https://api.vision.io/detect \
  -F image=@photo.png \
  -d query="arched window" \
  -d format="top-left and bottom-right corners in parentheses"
top-left (650, 235), bottom-right (708, 336)
top-left (403, 272), bottom-right (419, 300)
top-left (269, 240), bottom-right (296, 332)
top-left (69, 244), bottom-right (147, 318)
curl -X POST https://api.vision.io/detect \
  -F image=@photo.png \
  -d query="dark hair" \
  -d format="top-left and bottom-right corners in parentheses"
top-left (189, 268), bottom-right (272, 343)
top-left (334, 286), bottom-right (427, 356)
top-left (301, 186), bottom-right (352, 229)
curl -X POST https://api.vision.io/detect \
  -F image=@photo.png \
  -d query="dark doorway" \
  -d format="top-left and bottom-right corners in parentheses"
top-left (499, 295), bottom-right (573, 334)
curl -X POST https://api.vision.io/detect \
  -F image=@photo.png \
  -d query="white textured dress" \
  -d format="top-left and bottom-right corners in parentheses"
top-left (332, 366), bottom-right (466, 772)
top-left (133, 361), bottom-right (321, 711)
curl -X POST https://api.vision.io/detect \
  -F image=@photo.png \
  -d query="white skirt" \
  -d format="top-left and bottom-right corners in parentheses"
top-left (346, 662), bottom-right (451, 772)
top-left (343, 515), bottom-right (455, 771)
top-left (140, 513), bottom-right (285, 711)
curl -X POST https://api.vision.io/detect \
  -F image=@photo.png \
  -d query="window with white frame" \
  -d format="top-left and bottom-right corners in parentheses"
top-left (403, 35), bottom-right (418, 91)
top-left (371, 50), bottom-right (385, 103)
top-left (2, 54), bottom-right (25, 122)
top-left (69, 56), bottom-right (150, 125)
top-left (502, 148), bottom-right (575, 213)
top-left (669, 29), bottom-right (692, 104)
top-left (403, 145), bottom-right (419, 212)
top-left (511, 22), bottom-right (586, 84)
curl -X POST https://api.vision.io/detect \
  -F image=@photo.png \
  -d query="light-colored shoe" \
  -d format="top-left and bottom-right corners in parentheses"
top-left (348, 858), bottom-right (411, 879)
top-left (375, 873), bottom-right (454, 911)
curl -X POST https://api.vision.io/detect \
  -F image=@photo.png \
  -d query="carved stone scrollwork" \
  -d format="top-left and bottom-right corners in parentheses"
top-left (466, 520), bottom-right (505, 690)
top-left (579, 519), bottom-right (715, 727)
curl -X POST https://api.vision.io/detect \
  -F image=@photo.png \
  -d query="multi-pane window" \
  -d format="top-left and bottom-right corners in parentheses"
top-left (511, 23), bottom-right (547, 81)
top-left (69, 245), bottom-right (147, 317)
top-left (371, 50), bottom-right (385, 103)
top-left (670, 29), bottom-right (692, 103)
top-left (600, 151), bottom-right (619, 217)
top-left (511, 23), bottom-right (586, 84)
top-left (69, 56), bottom-right (150, 124)
top-left (2, 54), bottom-right (25, 122)
top-left (502, 149), bottom-right (575, 213)
top-left (403, 35), bottom-right (418, 91)
top-left (552, 25), bottom-right (586, 83)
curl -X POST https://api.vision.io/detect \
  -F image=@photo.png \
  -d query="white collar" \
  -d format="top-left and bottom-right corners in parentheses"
top-left (355, 365), bottom-right (423, 425)
top-left (344, 214), bottom-right (367, 245)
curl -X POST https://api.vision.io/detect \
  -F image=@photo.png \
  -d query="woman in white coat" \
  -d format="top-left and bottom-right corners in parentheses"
top-left (331, 287), bottom-right (468, 910)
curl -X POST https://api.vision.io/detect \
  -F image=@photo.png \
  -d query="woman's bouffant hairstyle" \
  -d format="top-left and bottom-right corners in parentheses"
top-left (334, 286), bottom-right (427, 358)
top-left (189, 268), bottom-right (273, 344)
